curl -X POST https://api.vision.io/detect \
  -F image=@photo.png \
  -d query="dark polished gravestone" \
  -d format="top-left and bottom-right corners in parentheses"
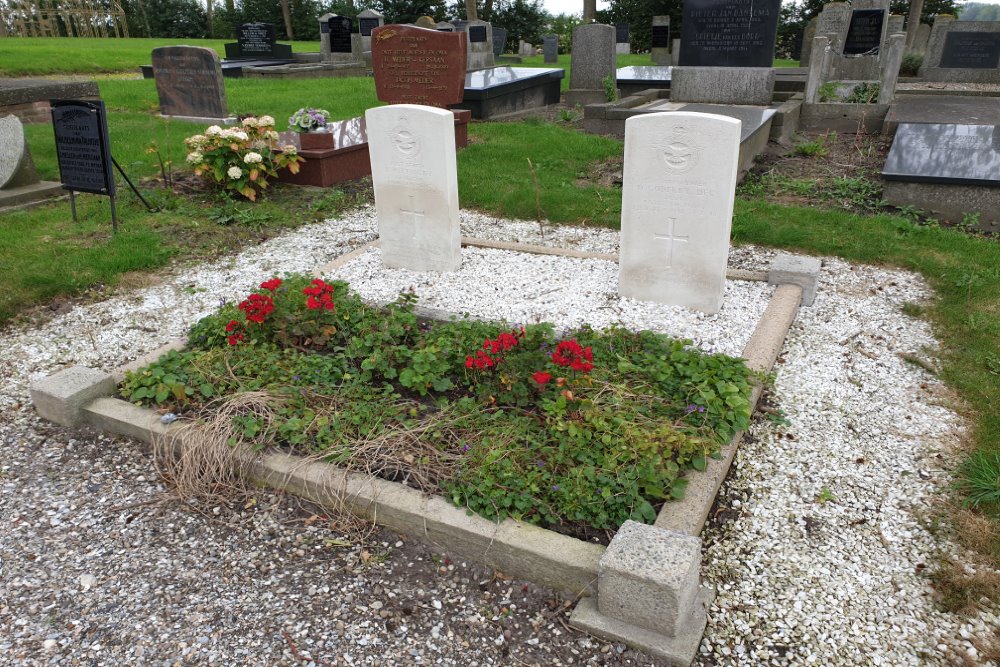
top-left (150, 46), bottom-right (231, 121)
top-left (842, 9), bottom-right (885, 56)
top-left (882, 122), bottom-right (1000, 229)
top-left (224, 22), bottom-right (293, 60)
top-left (882, 123), bottom-right (1000, 185)
top-left (651, 25), bottom-right (670, 49)
top-left (359, 16), bottom-right (381, 37)
top-left (492, 26), bottom-right (508, 56)
top-left (325, 15), bottom-right (355, 53)
top-left (616, 23), bottom-right (629, 44)
top-left (679, 0), bottom-right (782, 67)
top-left (940, 31), bottom-right (1000, 69)
top-left (469, 25), bottom-right (487, 43)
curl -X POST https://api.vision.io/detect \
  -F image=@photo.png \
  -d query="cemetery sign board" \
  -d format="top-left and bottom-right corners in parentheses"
top-left (371, 25), bottom-right (468, 106)
top-left (679, 0), bottom-right (781, 67)
top-left (50, 99), bottom-right (115, 196)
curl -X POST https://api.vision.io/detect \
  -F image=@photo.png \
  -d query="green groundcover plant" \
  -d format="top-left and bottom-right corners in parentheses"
top-left (123, 274), bottom-right (755, 532)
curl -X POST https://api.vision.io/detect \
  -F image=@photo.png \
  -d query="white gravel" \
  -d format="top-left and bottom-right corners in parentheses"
top-left (1, 207), bottom-right (996, 666)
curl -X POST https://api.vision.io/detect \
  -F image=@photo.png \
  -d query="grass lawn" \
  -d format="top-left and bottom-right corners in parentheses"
top-left (2, 59), bottom-right (997, 569)
top-left (0, 37), bottom-right (321, 76)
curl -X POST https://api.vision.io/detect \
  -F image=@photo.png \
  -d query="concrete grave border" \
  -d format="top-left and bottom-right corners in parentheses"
top-left (30, 239), bottom-right (819, 666)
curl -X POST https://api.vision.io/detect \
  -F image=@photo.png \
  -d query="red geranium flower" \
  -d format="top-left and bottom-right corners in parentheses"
top-left (260, 277), bottom-right (283, 292)
top-left (552, 340), bottom-right (593, 373)
top-left (303, 279), bottom-right (335, 311)
top-left (532, 371), bottom-right (552, 385)
top-left (225, 319), bottom-right (244, 346)
top-left (238, 293), bottom-right (275, 324)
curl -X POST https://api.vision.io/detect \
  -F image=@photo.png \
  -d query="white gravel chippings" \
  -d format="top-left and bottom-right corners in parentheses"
top-left (0, 207), bottom-right (996, 667)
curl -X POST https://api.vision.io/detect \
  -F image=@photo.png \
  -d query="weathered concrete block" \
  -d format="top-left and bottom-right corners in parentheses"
top-left (30, 366), bottom-right (116, 427)
top-left (571, 586), bottom-right (712, 666)
top-left (597, 520), bottom-right (702, 637)
top-left (768, 253), bottom-right (822, 306)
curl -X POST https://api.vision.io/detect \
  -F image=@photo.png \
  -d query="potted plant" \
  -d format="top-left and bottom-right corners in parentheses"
top-left (288, 107), bottom-right (333, 150)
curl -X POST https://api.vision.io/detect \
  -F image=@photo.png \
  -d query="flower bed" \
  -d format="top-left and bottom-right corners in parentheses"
top-left (122, 274), bottom-right (755, 538)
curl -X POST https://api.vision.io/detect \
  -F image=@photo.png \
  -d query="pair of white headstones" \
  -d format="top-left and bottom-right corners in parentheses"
top-left (365, 105), bottom-right (740, 315)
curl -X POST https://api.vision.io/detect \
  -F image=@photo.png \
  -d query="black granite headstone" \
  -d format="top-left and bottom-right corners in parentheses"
top-left (843, 9), bottom-right (884, 56)
top-left (239, 22), bottom-right (275, 54)
top-left (679, 0), bottom-right (781, 67)
top-left (882, 123), bottom-right (1000, 185)
top-left (359, 17), bottom-right (380, 37)
top-left (50, 99), bottom-right (115, 196)
top-left (469, 25), bottom-right (487, 43)
top-left (328, 16), bottom-right (353, 53)
top-left (651, 25), bottom-right (670, 48)
top-left (940, 32), bottom-right (1000, 69)
top-left (616, 23), bottom-right (629, 44)
top-left (492, 26), bottom-right (508, 56)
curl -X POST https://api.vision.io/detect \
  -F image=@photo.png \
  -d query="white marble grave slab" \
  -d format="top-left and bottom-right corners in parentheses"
top-left (365, 104), bottom-right (461, 272)
top-left (618, 111), bottom-right (741, 314)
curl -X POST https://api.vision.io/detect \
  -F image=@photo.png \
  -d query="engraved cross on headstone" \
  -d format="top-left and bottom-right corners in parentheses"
top-left (399, 194), bottom-right (425, 243)
top-left (654, 217), bottom-right (688, 269)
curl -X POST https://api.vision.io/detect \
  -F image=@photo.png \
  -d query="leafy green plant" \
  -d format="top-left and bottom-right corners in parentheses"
top-left (817, 81), bottom-right (840, 103)
top-left (207, 200), bottom-right (277, 228)
top-left (844, 82), bottom-right (880, 104)
top-left (602, 75), bottom-right (618, 102)
top-left (793, 135), bottom-right (829, 158)
top-left (817, 487), bottom-right (836, 504)
top-left (557, 107), bottom-right (580, 123)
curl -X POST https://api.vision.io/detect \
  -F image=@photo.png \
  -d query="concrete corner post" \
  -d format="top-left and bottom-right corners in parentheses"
top-left (768, 253), bottom-right (822, 306)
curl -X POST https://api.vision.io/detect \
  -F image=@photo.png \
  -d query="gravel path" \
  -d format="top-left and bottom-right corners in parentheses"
top-left (1, 208), bottom-right (996, 666)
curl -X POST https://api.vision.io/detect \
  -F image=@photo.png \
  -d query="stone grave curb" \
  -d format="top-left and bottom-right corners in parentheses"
top-left (29, 240), bottom-right (816, 665)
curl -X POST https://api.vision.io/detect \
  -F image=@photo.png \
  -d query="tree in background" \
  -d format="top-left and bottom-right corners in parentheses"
top-left (548, 12), bottom-right (582, 52)
top-left (597, 0), bottom-right (681, 53)
top-left (448, 0), bottom-right (546, 45)
top-left (121, 0), bottom-right (208, 37)
top-left (958, 3), bottom-right (1000, 20)
top-left (376, 0), bottom-right (446, 23)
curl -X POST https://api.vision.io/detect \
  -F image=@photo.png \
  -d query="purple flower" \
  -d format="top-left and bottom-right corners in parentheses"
top-left (551, 484), bottom-right (560, 491)
top-left (536, 460), bottom-right (545, 468)
top-left (685, 404), bottom-right (706, 414)
top-left (462, 444), bottom-right (470, 453)
top-left (293, 375), bottom-right (300, 381)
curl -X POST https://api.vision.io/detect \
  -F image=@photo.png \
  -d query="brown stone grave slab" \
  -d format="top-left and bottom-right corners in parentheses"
top-left (276, 110), bottom-right (470, 188)
top-left (372, 25), bottom-right (468, 106)
top-left (151, 46), bottom-right (228, 119)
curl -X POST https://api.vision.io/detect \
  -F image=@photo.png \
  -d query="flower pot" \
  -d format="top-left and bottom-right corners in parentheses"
top-left (299, 131), bottom-right (334, 151)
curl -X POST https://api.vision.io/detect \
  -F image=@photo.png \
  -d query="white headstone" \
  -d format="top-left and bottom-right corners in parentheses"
top-left (618, 112), bottom-right (740, 314)
top-left (365, 104), bottom-right (461, 272)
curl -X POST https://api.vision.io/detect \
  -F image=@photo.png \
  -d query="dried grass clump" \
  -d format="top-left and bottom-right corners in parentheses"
top-left (153, 391), bottom-right (280, 501)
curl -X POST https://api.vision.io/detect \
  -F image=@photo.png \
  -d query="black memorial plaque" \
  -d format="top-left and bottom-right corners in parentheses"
top-left (616, 23), bottom-right (629, 43)
top-left (239, 22), bottom-right (276, 55)
top-left (940, 32), bottom-right (1000, 69)
top-left (651, 25), bottom-right (670, 48)
top-left (469, 25), bottom-right (487, 43)
top-left (882, 123), bottom-right (1000, 185)
top-left (492, 26), bottom-right (508, 56)
top-left (843, 9), bottom-right (884, 55)
top-left (51, 100), bottom-right (115, 196)
top-left (328, 16), bottom-right (353, 52)
top-left (359, 17), bottom-right (380, 37)
top-left (679, 0), bottom-right (781, 67)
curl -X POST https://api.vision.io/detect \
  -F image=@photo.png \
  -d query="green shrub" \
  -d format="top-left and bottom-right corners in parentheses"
top-left (900, 52), bottom-right (923, 77)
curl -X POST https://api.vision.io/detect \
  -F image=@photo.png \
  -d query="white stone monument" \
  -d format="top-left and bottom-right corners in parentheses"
top-left (618, 112), bottom-right (740, 314)
top-left (365, 104), bottom-right (462, 272)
